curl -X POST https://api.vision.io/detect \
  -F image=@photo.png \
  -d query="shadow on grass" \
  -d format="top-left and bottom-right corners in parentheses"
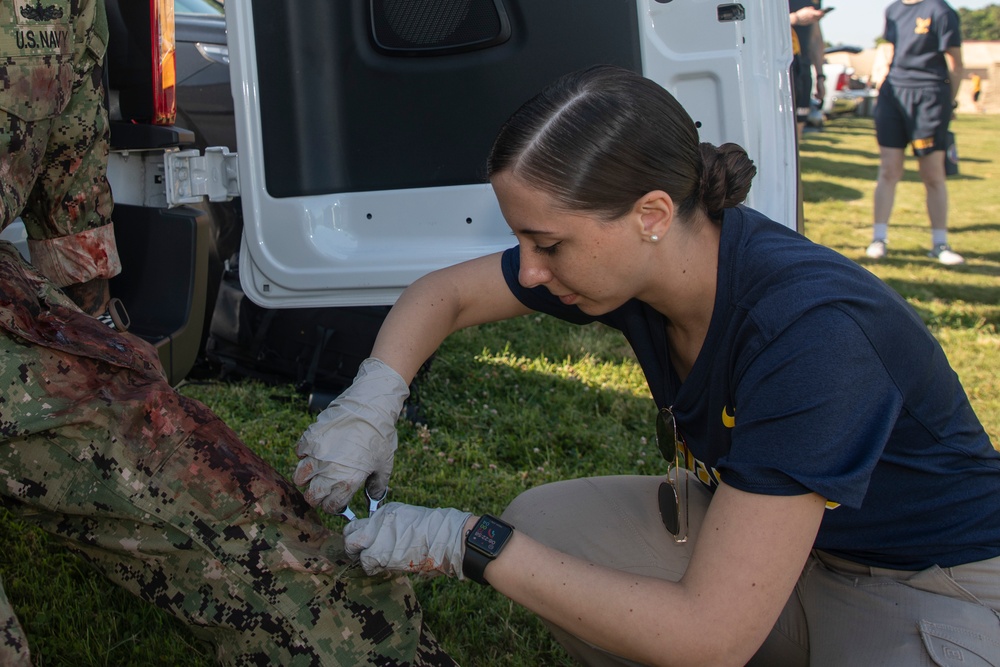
top-left (860, 247), bottom-right (1000, 271)
top-left (801, 156), bottom-right (986, 192)
top-left (879, 270), bottom-right (1000, 300)
top-left (954, 156), bottom-right (991, 164)
top-left (421, 319), bottom-right (656, 450)
top-left (801, 133), bottom-right (849, 146)
top-left (799, 156), bottom-right (881, 183)
top-left (801, 144), bottom-right (880, 161)
top-left (815, 120), bottom-right (876, 137)
top-left (417, 360), bottom-right (657, 475)
top-left (800, 131), bottom-right (879, 160)
top-left (886, 289), bottom-right (1000, 329)
top-left (856, 260), bottom-right (1000, 325)
top-left (801, 180), bottom-right (864, 203)
top-left (956, 222), bottom-right (1000, 234)
top-left (958, 250), bottom-right (1000, 266)
top-left (456, 315), bottom-right (640, 370)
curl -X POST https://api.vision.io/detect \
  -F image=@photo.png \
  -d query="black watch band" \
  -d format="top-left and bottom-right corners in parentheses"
top-left (463, 514), bottom-right (514, 586)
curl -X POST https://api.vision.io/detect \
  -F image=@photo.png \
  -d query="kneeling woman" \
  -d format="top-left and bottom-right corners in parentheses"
top-left (297, 65), bottom-right (1000, 666)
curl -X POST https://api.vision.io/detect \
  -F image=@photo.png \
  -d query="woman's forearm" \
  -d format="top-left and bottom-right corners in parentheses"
top-left (486, 531), bottom-right (718, 666)
top-left (484, 486), bottom-right (824, 666)
top-left (371, 252), bottom-right (530, 382)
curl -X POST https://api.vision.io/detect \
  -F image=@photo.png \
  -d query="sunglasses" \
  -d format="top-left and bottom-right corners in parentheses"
top-left (655, 407), bottom-right (688, 543)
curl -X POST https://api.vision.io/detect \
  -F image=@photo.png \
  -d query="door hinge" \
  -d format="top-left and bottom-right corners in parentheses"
top-left (164, 147), bottom-right (241, 206)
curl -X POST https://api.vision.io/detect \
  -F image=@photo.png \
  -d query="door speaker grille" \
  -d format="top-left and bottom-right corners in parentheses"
top-left (370, 0), bottom-right (510, 55)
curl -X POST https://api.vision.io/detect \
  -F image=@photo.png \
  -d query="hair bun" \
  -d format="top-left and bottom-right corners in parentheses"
top-left (697, 143), bottom-right (756, 220)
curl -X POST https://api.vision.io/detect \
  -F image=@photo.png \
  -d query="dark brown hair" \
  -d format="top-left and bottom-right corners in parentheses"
top-left (487, 65), bottom-right (756, 223)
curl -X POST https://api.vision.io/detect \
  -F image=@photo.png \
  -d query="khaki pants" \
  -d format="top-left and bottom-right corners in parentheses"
top-left (502, 475), bottom-right (1000, 667)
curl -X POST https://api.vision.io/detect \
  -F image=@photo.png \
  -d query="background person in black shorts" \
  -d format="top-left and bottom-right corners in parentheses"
top-left (789, 1), bottom-right (828, 141)
top-left (869, 0), bottom-right (964, 265)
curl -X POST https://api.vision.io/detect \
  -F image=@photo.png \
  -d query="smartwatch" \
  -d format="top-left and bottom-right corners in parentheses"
top-left (463, 514), bottom-right (514, 585)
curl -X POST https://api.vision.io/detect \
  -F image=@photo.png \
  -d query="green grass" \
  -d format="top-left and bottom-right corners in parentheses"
top-left (2, 114), bottom-right (998, 665)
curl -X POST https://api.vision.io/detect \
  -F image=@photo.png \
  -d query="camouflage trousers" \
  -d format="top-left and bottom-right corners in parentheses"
top-left (0, 241), bottom-right (457, 666)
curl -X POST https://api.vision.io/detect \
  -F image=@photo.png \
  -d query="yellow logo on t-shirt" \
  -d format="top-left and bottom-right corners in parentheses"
top-left (915, 17), bottom-right (931, 34)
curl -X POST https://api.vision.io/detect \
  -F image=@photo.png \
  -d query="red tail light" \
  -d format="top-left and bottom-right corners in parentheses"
top-left (836, 73), bottom-right (849, 92)
top-left (150, 0), bottom-right (177, 125)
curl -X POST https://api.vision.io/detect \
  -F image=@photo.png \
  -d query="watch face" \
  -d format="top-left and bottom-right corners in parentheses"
top-left (467, 516), bottom-right (513, 556)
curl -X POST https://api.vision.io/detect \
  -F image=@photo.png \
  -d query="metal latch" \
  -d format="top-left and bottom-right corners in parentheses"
top-left (164, 147), bottom-right (240, 206)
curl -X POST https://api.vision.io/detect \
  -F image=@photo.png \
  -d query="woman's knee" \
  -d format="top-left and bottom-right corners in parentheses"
top-left (500, 482), bottom-right (564, 535)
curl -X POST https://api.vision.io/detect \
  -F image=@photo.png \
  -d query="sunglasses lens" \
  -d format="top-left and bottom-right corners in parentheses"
top-left (655, 407), bottom-right (688, 543)
top-left (658, 480), bottom-right (679, 535)
top-left (655, 409), bottom-right (675, 461)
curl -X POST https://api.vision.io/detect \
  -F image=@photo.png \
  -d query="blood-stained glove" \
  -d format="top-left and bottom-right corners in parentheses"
top-left (293, 358), bottom-right (409, 514)
top-left (343, 502), bottom-right (473, 579)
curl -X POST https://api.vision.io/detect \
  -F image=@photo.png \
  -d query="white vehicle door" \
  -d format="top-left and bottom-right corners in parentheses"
top-left (226, 0), bottom-right (797, 308)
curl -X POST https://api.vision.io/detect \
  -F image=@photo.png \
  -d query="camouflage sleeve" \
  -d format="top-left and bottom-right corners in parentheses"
top-left (0, 0), bottom-right (118, 286)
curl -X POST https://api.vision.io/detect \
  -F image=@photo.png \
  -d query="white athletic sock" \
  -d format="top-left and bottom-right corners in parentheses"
top-left (932, 229), bottom-right (948, 247)
top-left (873, 223), bottom-right (888, 242)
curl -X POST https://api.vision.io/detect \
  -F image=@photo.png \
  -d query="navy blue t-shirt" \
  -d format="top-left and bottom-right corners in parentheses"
top-left (501, 206), bottom-right (1000, 570)
top-left (884, 0), bottom-right (962, 86)
top-left (788, 0), bottom-right (821, 68)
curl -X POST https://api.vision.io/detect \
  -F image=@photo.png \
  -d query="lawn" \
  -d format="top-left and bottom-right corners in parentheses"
top-left (1, 113), bottom-right (997, 666)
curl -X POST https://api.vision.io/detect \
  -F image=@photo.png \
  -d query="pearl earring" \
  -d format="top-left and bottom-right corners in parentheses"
top-left (650, 235), bottom-right (660, 242)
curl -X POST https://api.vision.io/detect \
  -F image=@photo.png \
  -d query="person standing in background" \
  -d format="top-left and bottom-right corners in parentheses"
top-left (970, 72), bottom-right (982, 112)
top-left (867, 0), bottom-right (964, 265)
top-left (789, 1), bottom-right (828, 141)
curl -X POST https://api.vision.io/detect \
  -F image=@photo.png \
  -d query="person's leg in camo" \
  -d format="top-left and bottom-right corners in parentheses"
top-left (4, 1), bottom-right (455, 662)
top-left (0, 242), bottom-right (456, 665)
top-left (1, 0), bottom-right (115, 660)
top-left (0, 580), bottom-right (30, 667)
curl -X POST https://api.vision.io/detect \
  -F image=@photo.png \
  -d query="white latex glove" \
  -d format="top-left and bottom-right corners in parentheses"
top-left (293, 358), bottom-right (409, 514)
top-left (343, 502), bottom-right (473, 579)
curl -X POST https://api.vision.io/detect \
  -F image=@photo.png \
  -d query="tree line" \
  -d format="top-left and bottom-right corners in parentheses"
top-left (959, 4), bottom-right (1000, 41)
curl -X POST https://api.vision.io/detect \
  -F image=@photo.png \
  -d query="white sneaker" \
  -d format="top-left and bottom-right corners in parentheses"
top-left (928, 244), bottom-right (965, 266)
top-left (865, 239), bottom-right (887, 260)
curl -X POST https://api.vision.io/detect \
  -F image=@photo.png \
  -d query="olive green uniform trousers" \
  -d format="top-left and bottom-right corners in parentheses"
top-left (0, 242), bottom-right (457, 666)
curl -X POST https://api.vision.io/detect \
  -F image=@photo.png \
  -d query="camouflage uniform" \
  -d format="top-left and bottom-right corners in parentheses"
top-left (0, 244), bottom-right (457, 666)
top-left (0, 0), bottom-right (118, 287)
top-left (0, 2), bottom-right (457, 665)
